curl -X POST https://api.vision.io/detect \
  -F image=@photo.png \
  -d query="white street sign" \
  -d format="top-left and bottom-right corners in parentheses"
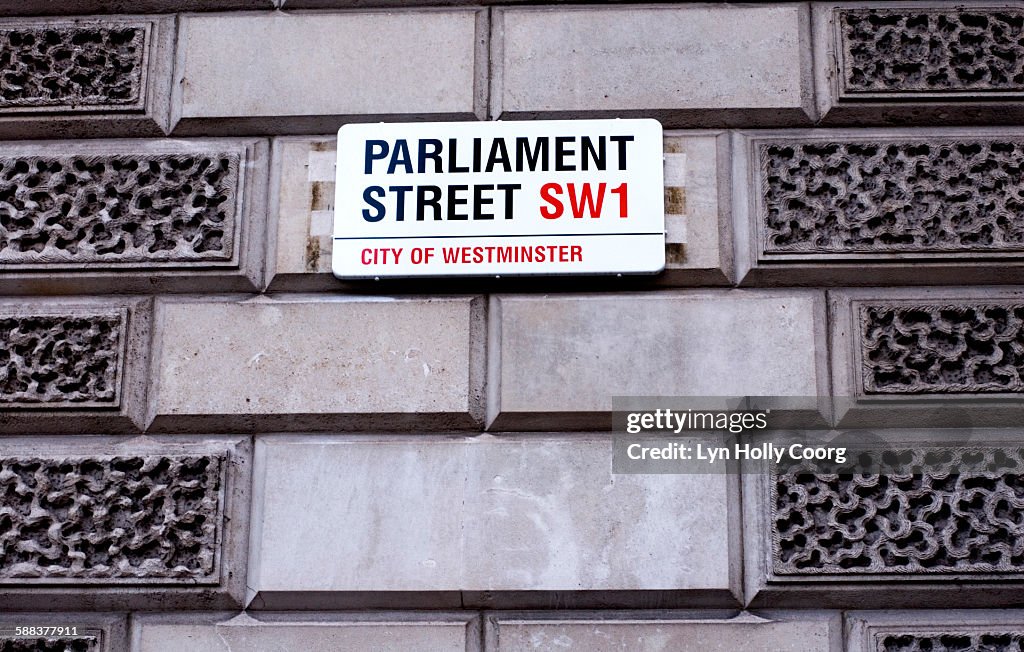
top-left (333, 119), bottom-right (666, 278)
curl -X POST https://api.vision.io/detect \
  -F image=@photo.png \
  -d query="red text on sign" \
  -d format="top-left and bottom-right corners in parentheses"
top-left (539, 183), bottom-right (628, 219)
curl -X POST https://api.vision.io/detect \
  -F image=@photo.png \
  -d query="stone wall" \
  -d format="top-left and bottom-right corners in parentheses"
top-left (2, 2), bottom-right (1023, 650)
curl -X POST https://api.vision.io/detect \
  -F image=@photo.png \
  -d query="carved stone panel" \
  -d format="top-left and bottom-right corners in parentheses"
top-left (0, 454), bottom-right (224, 583)
top-left (839, 9), bottom-right (1024, 96)
top-left (858, 303), bottom-right (1024, 394)
top-left (772, 448), bottom-right (1024, 575)
top-left (0, 151), bottom-right (241, 266)
top-left (0, 21), bottom-right (150, 111)
top-left (0, 637), bottom-right (98, 651)
top-left (759, 140), bottom-right (1024, 256)
top-left (0, 310), bottom-right (127, 408)
top-left (876, 632), bottom-right (1024, 652)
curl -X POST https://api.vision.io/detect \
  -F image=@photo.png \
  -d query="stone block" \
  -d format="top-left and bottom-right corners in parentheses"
top-left (0, 16), bottom-right (174, 139)
top-left (0, 435), bottom-right (250, 610)
top-left (171, 11), bottom-right (486, 135)
top-left (734, 128), bottom-right (1024, 286)
top-left (489, 291), bottom-right (829, 430)
top-left (0, 138), bottom-right (268, 294)
top-left (493, 5), bottom-right (814, 127)
top-left (743, 431), bottom-right (1024, 608)
top-left (0, 613), bottom-right (126, 652)
top-left (484, 611), bottom-right (841, 651)
top-left (0, 297), bottom-right (150, 435)
top-left (814, 3), bottom-right (1024, 126)
top-left (848, 610), bottom-right (1024, 652)
top-left (248, 434), bottom-right (740, 609)
top-left (134, 612), bottom-right (480, 652)
top-left (266, 132), bottom-right (731, 291)
top-left (148, 295), bottom-right (485, 432)
top-left (830, 288), bottom-right (1024, 428)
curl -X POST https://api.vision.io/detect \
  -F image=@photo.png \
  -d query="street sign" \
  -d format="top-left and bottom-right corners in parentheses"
top-left (332, 119), bottom-right (665, 278)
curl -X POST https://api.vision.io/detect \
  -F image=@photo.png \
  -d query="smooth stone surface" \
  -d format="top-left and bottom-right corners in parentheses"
top-left (486, 611), bottom-right (840, 651)
top-left (149, 296), bottom-right (484, 431)
top-left (490, 292), bottom-right (828, 429)
top-left (249, 435), bottom-right (738, 608)
top-left (174, 11), bottom-right (481, 131)
top-left (495, 5), bottom-right (812, 125)
top-left (136, 613), bottom-right (479, 652)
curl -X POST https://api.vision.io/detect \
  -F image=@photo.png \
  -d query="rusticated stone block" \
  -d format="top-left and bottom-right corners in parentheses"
top-left (878, 632), bottom-right (1024, 651)
top-left (0, 455), bottom-right (222, 582)
top-left (494, 5), bottom-right (813, 127)
top-left (0, 436), bottom-right (250, 610)
top-left (172, 11), bottom-right (484, 134)
top-left (838, 9), bottom-right (1024, 96)
top-left (0, 613), bottom-right (126, 652)
top-left (761, 140), bottom-right (1024, 255)
top-left (830, 289), bottom-right (1024, 428)
top-left (149, 296), bottom-right (484, 432)
top-left (0, 153), bottom-right (239, 265)
top-left (135, 612), bottom-right (481, 652)
top-left (813, 6), bottom-right (1024, 125)
top-left (0, 298), bottom-right (149, 434)
top-left (744, 433), bottom-right (1024, 608)
top-left (848, 611), bottom-right (1024, 652)
top-left (773, 447), bottom-right (1024, 575)
top-left (860, 303), bottom-right (1024, 395)
top-left (485, 611), bottom-right (841, 652)
top-left (0, 138), bottom-right (268, 294)
top-left (735, 130), bottom-right (1024, 286)
top-left (267, 133), bottom-right (730, 291)
top-left (0, 23), bottom-right (146, 110)
top-left (0, 17), bottom-right (174, 138)
top-left (0, 310), bottom-right (125, 407)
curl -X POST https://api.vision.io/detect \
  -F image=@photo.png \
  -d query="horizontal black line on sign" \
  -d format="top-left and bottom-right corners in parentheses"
top-left (334, 232), bottom-right (665, 241)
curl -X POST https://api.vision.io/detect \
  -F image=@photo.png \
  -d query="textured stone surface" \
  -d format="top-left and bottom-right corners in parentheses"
top-left (759, 139), bottom-right (1024, 255)
top-left (839, 9), bottom-right (1024, 95)
top-left (0, 139), bottom-right (267, 294)
top-left (0, 436), bottom-right (249, 610)
top-left (859, 302), bottom-right (1024, 394)
top-left (249, 435), bottom-right (738, 608)
top-left (0, 151), bottom-right (239, 265)
top-left (0, 454), bottom-right (223, 582)
top-left (773, 447), bottom-right (1024, 575)
top-left (150, 297), bottom-right (483, 432)
top-left (173, 11), bottom-right (482, 132)
top-left (848, 611), bottom-right (1024, 652)
top-left (135, 613), bottom-right (480, 652)
top-left (495, 6), bottom-right (811, 125)
top-left (830, 290), bottom-right (1024, 429)
top-left (0, 614), bottom-right (124, 652)
top-left (486, 612), bottom-right (840, 651)
top-left (876, 632), bottom-right (1024, 651)
top-left (0, 311), bottom-right (124, 407)
top-left (0, 21), bottom-right (148, 110)
top-left (0, 298), bottom-right (150, 434)
top-left (491, 292), bottom-right (826, 429)
top-left (0, 639), bottom-right (96, 651)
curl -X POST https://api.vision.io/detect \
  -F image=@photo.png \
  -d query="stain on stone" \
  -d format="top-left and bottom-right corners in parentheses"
top-left (664, 140), bottom-right (684, 154)
top-left (310, 181), bottom-right (331, 211)
top-left (665, 243), bottom-right (687, 265)
top-left (665, 187), bottom-right (686, 214)
top-left (305, 237), bottom-right (320, 273)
